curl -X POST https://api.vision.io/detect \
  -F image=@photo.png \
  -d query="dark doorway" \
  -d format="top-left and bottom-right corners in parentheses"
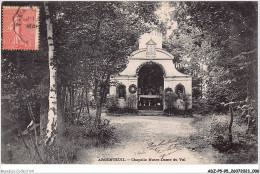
top-left (137, 62), bottom-right (164, 110)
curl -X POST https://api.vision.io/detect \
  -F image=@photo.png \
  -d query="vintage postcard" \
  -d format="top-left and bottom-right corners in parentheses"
top-left (1, 1), bottom-right (258, 173)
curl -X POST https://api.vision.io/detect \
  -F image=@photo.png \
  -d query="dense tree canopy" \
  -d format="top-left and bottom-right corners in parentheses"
top-left (163, 2), bottom-right (257, 106)
top-left (45, 2), bottom-right (160, 131)
top-left (161, 1), bottom-right (258, 142)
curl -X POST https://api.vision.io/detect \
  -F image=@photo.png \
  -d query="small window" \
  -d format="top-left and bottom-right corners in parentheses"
top-left (117, 84), bottom-right (126, 99)
top-left (165, 87), bottom-right (173, 93)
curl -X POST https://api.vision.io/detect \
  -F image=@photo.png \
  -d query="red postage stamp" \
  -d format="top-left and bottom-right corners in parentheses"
top-left (2, 6), bottom-right (39, 50)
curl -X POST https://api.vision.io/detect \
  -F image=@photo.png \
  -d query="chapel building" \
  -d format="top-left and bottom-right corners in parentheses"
top-left (110, 31), bottom-right (192, 110)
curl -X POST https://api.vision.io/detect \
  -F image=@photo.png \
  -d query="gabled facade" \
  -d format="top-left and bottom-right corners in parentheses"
top-left (110, 32), bottom-right (192, 110)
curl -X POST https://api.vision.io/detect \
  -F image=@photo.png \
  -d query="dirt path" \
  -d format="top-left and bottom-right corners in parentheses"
top-left (77, 115), bottom-right (215, 164)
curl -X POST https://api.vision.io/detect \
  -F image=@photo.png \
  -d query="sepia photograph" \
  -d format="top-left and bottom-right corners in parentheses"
top-left (1, 0), bottom-right (259, 173)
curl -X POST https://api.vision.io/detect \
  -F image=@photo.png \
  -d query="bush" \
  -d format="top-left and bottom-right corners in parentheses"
top-left (44, 140), bottom-right (79, 164)
top-left (106, 95), bottom-right (119, 108)
top-left (235, 98), bottom-right (258, 135)
top-left (192, 98), bottom-right (212, 114)
top-left (64, 107), bottom-right (78, 124)
top-left (163, 92), bottom-right (178, 110)
top-left (107, 106), bottom-right (138, 115)
top-left (188, 114), bottom-right (258, 163)
top-left (107, 105), bottom-right (120, 114)
top-left (164, 108), bottom-right (192, 116)
top-left (69, 115), bottom-right (118, 147)
top-left (95, 119), bottom-right (117, 145)
top-left (106, 94), bottom-right (138, 115)
top-left (163, 92), bottom-right (192, 116)
top-left (209, 118), bottom-right (230, 152)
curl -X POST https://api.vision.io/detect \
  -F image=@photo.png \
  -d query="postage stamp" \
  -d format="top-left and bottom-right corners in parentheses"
top-left (2, 6), bottom-right (39, 50)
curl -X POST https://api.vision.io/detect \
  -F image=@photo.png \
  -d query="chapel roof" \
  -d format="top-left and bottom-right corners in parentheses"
top-left (146, 39), bottom-right (157, 45)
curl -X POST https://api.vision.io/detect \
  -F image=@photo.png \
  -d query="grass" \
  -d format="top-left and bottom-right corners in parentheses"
top-left (183, 114), bottom-right (258, 164)
top-left (2, 132), bottom-right (43, 164)
top-left (2, 115), bottom-right (117, 164)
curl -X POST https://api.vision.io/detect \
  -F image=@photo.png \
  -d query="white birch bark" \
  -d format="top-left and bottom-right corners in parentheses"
top-left (44, 2), bottom-right (57, 145)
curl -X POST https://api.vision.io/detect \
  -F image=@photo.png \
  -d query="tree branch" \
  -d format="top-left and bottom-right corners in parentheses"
top-left (232, 49), bottom-right (257, 60)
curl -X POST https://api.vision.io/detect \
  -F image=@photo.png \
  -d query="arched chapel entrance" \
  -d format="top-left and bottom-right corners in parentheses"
top-left (137, 62), bottom-right (164, 110)
top-left (110, 32), bottom-right (192, 112)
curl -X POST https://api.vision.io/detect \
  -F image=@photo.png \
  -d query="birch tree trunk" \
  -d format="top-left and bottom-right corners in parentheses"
top-left (44, 2), bottom-right (58, 145)
top-left (228, 103), bottom-right (234, 144)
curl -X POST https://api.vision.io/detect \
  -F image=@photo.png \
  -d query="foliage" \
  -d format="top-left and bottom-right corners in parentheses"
top-left (1, 54), bottom-right (46, 162)
top-left (187, 114), bottom-right (258, 163)
top-left (46, 1), bottom-right (160, 130)
top-left (107, 107), bottom-right (138, 116)
top-left (179, 2), bottom-right (256, 105)
top-left (162, 2), bottom-right (257, 113)
top-left (93, 119), bottom-right (117, 145)
top-left (163, 91), bottom-right (178, 110)
top-left (106, 94), bottom-right (138, 115)
top-left (106, 95), bottom-right (120, 109)
top-left (44, 140), bottom-right (79, 164)
top-left (192, 98), bottom-right (212, 115)
top-left (64, 107), bottom-right (78, 125)
top-left (2, 117), bottom-right (118, 164)
top-left (164, 87), bottom-right (173, 93)
top-left (164, 1), bottom-right (258, 146)
top-left (163, 91), bottom-right (192, 116)
top-left (182, 93), bottom-right (192, 110)
top-left (2, 39), bottom-right (48, 132)
top-left (1, 138), bottom-right (40, 164)
top-left (164, 108), bottom-right (192, 117)
top-left (1, 0), bottom-right (49, 128)
top-left (73, 117), bottom-right (118, 146)
top-left (192, 77), bottom-right (202, 99)
top-left (235, 99), bottom-right (258, 135)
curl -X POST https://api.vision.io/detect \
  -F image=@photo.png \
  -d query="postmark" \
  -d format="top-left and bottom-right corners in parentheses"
top-left (2, 6), bottom-right (39, 50)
